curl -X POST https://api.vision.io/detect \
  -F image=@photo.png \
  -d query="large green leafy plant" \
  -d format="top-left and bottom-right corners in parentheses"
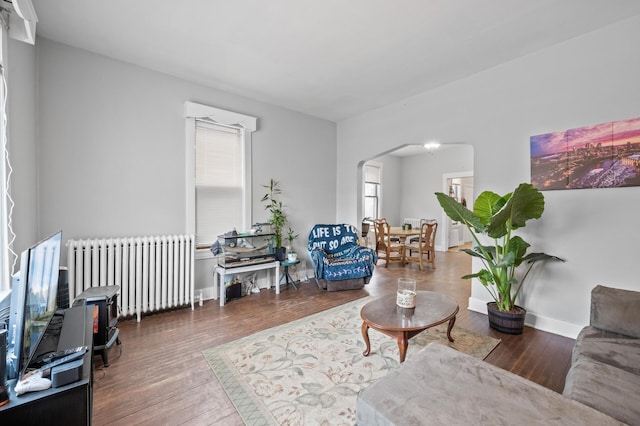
top-left (436, 183), bottom-right (564, 312)
top-left (262, 179), bottom-right (287, 248)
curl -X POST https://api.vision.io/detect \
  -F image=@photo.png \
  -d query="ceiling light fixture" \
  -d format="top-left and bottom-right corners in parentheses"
top-left (423, 142), bottom-right (440, 151)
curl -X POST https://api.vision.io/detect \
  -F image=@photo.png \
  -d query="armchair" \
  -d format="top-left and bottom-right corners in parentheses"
top-left (308, 224), bottom-right (377, 291)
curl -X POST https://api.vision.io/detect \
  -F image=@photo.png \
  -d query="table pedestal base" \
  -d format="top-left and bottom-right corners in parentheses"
top-left (361, 316), bottom-right (456, 363)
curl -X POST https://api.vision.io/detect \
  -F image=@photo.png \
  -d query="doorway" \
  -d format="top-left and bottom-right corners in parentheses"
top-left (442, 172), bottom-right (474, 250)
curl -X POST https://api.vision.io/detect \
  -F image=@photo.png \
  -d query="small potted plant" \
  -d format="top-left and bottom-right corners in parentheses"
top-left (286, 228), bottom-right (298, 261)
top-left (436, 183), bottom-right (564, 334)
top-left (262, 179), bottom-right (288, 260)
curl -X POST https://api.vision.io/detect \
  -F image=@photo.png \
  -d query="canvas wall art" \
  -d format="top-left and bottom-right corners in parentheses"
top-left (530, 117), bottom-right (640, 190)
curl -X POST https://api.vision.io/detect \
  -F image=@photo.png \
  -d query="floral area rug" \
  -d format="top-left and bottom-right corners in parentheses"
top-left (203, 297), bottom-right (500, 426)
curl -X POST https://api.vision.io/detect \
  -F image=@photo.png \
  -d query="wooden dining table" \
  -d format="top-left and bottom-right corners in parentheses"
top-left (389, 226), bottom-right (420, 244)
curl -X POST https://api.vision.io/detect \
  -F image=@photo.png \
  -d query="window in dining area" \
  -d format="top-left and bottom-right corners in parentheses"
top-left (364, 162), bottom-right (381, 219)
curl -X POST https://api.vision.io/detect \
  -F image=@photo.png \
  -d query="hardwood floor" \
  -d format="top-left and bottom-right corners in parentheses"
top-left (92, 250), bottom-right (574, 425)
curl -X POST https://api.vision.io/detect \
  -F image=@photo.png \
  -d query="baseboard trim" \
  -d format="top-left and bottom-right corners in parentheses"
top-left (468, 297), bottom-right (583, 339)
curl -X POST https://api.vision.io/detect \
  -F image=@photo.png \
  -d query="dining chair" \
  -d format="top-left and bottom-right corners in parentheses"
top-left (373, 218), bottom-right (406, 268)
top-left (392, 217), bottom-right (419, 243)
top-left (408, 219), bottom-right (436, 246)
top-left (404, 221), bottom-right (437, 270)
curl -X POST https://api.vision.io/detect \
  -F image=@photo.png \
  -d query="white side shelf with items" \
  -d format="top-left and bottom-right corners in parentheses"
top-left (212, 261), bottom-right (281, 306)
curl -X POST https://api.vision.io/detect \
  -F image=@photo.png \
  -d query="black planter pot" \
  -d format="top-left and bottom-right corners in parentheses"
top-left (274, 247), bottom-right (287, 261)
top-left (487, 302), bottom-right (526, 335)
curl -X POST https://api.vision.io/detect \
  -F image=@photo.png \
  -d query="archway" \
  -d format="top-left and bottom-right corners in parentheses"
top-left (357, 143), bottom-right (474, 251)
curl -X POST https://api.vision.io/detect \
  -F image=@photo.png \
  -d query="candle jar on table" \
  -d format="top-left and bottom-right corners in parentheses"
top-left (396, 278), bottom-right (417, 308)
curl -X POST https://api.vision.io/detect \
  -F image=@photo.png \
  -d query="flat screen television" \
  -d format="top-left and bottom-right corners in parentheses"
top-left (6, 231), bottom-right (62, 380)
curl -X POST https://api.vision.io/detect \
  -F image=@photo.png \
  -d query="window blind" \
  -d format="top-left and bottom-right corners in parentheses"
top-left (195, 120), bottom-right (244, 246)
top-left (364, 164), bottom-right (381, 183)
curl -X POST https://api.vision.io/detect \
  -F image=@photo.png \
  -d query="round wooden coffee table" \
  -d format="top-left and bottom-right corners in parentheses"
top-left (360, 291), bottom-right (459, 363)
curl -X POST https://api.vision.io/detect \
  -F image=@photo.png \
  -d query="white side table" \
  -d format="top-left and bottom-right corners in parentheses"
top-left (212, 260), bottom-right (281, 306)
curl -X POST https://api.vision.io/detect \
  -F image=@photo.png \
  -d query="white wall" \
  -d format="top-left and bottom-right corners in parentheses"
top-left (33, 38), bottom-right (337, 293)
top-left (337, 16), bottom-right (640, 337)
top-left (399, 146), bottom-right (473, 249)
top-left (7, 39), bottom-right (38, 257)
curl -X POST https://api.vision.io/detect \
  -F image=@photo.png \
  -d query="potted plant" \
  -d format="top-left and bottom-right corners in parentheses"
top-left (286, 227), bottom-right (298, 261)
top-left (436, 183), bottom-right (564, 334)
top-left (262, 179), bottom-right (288, 260)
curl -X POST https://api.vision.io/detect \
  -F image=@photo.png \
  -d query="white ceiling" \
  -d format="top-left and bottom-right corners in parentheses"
top-left (30, 0), bottom-right (640, 122)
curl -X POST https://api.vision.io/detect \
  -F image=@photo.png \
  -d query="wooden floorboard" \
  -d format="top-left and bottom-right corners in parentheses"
top-left (91, 250), bottom-right (574, 425)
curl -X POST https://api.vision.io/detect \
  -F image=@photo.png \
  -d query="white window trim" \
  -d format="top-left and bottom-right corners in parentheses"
top-left (184, 101), bottom-right (257, 249)
top-left (363, 161), bottom-right (383, 219)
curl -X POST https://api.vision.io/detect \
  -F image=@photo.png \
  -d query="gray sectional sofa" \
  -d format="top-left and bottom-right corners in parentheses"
top-left (356, 342), bottom-right (620, 425)
top-left (356, 285), bottom-right (640, 425)
top-left (563, 285), bottom-right (640, 425)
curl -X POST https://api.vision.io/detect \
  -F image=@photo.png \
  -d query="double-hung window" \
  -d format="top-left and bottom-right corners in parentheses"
top-left (363, 162), bottom-right (381, 219)
top-left (185, 102), bottom-right (257, 249)
top-left (195, 121), bottom-right (243, 245)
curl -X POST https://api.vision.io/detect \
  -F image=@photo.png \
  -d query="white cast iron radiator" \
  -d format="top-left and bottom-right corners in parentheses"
top-left (67, 235), bottom-right (195, 322)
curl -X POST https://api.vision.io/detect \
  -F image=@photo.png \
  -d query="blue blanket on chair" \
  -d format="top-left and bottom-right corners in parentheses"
top-left (308, 224), bottom-right (377, 281)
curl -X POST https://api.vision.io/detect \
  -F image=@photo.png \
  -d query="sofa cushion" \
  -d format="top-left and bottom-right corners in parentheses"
top-left (356, 343), bottom-right (620, 425)
top-left (564, 356), bottom-right (640, 425)
top-left (573, 326), bottom-right (640, 375)
top-left (591, 285), bottom-right (640, 338)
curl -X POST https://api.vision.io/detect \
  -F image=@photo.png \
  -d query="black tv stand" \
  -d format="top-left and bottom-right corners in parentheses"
top-left (0, 306), bottom-right (94, 425)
